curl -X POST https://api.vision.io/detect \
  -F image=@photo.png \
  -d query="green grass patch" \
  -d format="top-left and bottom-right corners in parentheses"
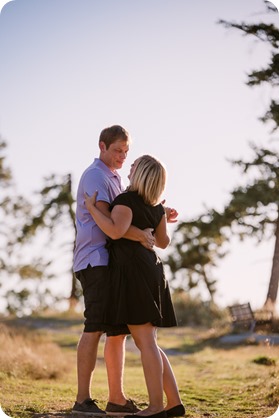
top-left (0, 314), bottom-right (278, 417)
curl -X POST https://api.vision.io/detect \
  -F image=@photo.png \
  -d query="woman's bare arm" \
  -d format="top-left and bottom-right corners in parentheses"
top-left (154, 214), bottom-right (170, 249)
top-left (85, 191), bottom-right (132, 240)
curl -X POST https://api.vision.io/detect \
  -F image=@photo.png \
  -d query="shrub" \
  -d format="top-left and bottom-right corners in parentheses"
top-left (172, 290), bottom-right (229, 328)
top-left (252, 356), bottom-right (276, 366)
top-left (0, 323), bottom-right (70, 379)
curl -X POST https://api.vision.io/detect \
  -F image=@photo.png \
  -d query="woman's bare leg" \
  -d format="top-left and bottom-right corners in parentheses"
top-left (158, 347), bottom-right (182, 409)
top-left (128, 323), bottom-right (164, 416)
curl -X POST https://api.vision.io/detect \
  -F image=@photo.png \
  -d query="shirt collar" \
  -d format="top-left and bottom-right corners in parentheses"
top-left (93, 158), bottom-right (121, 179)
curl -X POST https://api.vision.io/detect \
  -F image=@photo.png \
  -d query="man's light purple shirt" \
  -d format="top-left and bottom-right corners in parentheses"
top-left (73, 158), bottom-right (125, 272)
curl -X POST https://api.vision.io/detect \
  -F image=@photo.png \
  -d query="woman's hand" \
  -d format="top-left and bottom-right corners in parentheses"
top-left (84, 190), bottom-right (98, 211)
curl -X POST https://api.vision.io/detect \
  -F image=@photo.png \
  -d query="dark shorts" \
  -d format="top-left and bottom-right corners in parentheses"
top-left (75, 265), bottom-right (130, 336)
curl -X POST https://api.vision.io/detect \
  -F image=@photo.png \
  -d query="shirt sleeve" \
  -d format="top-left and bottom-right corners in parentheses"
top-left (83, 169), bottom-right (111, 204)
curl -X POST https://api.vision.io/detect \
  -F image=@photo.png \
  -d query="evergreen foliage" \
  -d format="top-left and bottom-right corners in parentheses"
top-left (167, 1), bottom-right (279, 312)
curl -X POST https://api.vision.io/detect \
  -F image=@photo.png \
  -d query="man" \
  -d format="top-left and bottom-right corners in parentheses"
top-left (72, 125), bottom-right (155, 415)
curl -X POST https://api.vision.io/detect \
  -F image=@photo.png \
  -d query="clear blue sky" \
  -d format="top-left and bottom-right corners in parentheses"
top-left (0, 0), bottom-right (278, 312)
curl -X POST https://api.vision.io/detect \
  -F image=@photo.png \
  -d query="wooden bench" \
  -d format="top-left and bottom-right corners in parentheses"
top-left (228, 302), bottom-right (273, 332)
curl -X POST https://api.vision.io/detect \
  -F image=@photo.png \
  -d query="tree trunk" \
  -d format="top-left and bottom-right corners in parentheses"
top-left (263, 210), bottom-right (279, 314)
top-left (68, 269), bottom-right (79, 311)
top-left (66, 173), bottom-right (79, 311)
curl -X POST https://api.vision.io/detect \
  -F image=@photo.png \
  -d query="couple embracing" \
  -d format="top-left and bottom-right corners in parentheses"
top-left (72, 125), bottom-right (185, 418)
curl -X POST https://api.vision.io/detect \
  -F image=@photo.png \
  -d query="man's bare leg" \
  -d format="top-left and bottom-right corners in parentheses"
top-left (104, 334), bottom-right (127, 404)
top-left (76, 331), bottom-right (103, 403)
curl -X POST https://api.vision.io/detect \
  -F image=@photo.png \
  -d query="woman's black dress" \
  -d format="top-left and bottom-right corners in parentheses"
top-left (106, 191), bottom-right (177, 328)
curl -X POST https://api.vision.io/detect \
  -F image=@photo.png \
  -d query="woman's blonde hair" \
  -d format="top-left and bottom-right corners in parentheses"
top-left (128, 155), bottom-right (167, 206)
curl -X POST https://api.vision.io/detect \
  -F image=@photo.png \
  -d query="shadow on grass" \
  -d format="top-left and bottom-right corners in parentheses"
top-left (2, 315), bottom-right (278, 355)
top-left (2, 315), bottom-right (84, 331)
top-left (162, 327), bottom-right (279, 356)
top-left (1, 315), bottom-right (84, 351)
top-left (32, 413), bottom-right (117, 418)
top-left (33, 413), bottom-right (71, 417)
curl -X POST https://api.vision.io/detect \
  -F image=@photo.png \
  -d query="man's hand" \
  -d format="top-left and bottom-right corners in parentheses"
top-left (165, 206), bottom-right (178, 223)
top-left (139, 227), bottom-right (155, 250)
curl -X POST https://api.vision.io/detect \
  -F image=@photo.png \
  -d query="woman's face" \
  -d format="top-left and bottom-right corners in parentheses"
top-left (128, 158), bottom-right (140, 181)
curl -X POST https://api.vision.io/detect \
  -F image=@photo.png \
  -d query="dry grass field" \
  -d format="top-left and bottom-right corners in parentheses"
top-left (0, 314), bottom-right (278, 418)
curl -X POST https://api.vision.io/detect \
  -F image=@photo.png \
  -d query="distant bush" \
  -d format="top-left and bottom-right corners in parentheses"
top-left (0, 323), bottom-right (70, 379)
top-left (252, 356), bottom-right (276, 366)
top-left (172, 290), bottom-right (229, 328)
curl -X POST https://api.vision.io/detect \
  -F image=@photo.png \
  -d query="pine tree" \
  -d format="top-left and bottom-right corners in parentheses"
top-left (166, 1), bottom-right (279, 312)
top-left (19, 173), bottom-right (79, 310)
top-left (219, 0), bottom-right (279, 311)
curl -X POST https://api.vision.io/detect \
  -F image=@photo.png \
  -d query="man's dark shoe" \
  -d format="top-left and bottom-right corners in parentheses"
top-left (166, 404), bottom-right (186, 417)
top-left (72, 398), bottom-right (107, 416)
top-left (105, 399), bottom-right (140, 416)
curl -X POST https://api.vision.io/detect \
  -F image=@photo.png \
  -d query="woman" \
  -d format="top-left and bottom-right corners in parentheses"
top-left (85, 155), bottom-right (185, 418)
